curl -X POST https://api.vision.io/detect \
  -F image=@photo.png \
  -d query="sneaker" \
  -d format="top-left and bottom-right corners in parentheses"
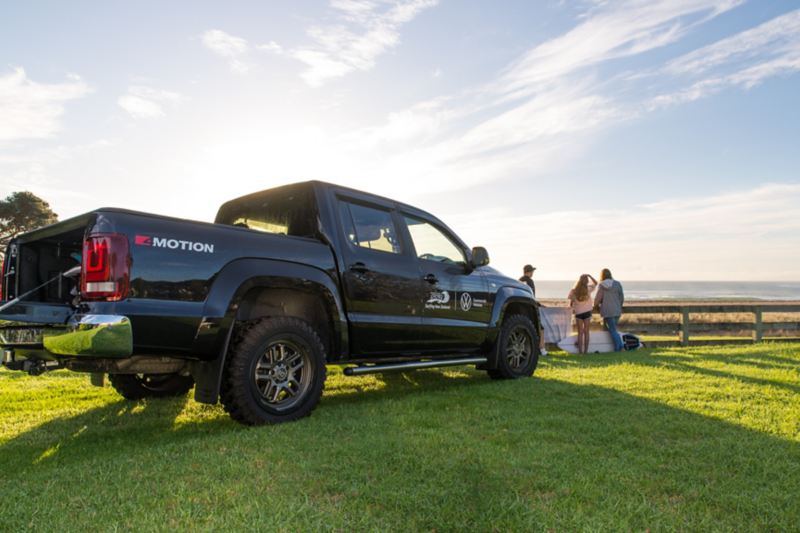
top-left (540, 348), bottom-right (548, 356)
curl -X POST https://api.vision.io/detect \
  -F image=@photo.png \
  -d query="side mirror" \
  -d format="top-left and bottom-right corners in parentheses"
top-left (470, 246), bottom-right (490, 269)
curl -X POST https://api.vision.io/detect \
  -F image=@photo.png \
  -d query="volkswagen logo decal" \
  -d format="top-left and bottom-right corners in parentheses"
top-left (460, 292), bottom-right (473, 311)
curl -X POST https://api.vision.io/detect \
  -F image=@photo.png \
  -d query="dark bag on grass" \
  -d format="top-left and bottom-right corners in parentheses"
top-left (622, 333), bottom-right (644, 351)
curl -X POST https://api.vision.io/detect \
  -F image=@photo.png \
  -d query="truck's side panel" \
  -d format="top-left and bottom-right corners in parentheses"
top-left (186, 258), bottom-right (345, 405)
top-left (196, 257), bottom-right (347, 359)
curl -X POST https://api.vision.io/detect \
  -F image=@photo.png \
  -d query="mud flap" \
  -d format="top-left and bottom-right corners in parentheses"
top-left (189, 326), bottom-right (234, 404)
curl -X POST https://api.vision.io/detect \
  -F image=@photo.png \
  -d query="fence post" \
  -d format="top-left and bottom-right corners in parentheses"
top-left (680, 309), bottom-right (690, 346)
top-left (753, 308), bottom-right (763, 343)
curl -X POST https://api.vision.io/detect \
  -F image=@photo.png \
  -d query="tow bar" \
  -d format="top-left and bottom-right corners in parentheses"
top-left (2, 349), bottom-right (62, 375)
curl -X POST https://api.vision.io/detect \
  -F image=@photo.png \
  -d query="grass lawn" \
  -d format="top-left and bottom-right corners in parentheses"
top-left (1, 343), bottom-right (799, 532)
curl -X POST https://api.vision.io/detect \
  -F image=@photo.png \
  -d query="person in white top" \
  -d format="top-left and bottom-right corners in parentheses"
top-left (567, 274), bottom-right (597, 354)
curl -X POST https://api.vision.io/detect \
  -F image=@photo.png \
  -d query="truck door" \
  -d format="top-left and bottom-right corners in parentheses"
top-left (335, 197), bottom-right (425, 356)
top-left (401, 214), bottom-right (491, 353)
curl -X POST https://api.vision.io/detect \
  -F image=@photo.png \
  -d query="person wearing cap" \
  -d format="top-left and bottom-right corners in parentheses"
top-left (519, 264), bottom-right (536, 298)
top-left (519, 264), bottom-right (546, 355)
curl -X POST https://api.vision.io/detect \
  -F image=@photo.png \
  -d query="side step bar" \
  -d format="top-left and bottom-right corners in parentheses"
top-left (344, 356), bottom-right (487, 376)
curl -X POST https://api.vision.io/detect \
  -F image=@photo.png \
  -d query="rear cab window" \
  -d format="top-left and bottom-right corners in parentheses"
top-left (215, 185), bottom-right (318, 239)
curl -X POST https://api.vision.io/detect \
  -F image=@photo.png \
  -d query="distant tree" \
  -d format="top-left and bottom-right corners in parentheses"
top-left (0, 191), bottom-right (59, 255)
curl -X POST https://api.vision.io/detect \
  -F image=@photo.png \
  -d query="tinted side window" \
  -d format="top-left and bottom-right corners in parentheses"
top-left (404, 216), bottom-right (465, 264)
top-left (339, 201), bottom-right (401, 254)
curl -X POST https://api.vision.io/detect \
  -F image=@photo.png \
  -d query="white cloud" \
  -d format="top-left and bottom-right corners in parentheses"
top-left (337, 83), bottom-right (627, 195)
top-left (203, 29), bottom-right (248, 56)
top-left (257, 41), bottom-right (284, 54)
top-left (202, 30), bottom-right (286, 73)
top-left (200, 2), bottom-right (437, 83)
top-left (448, 183), bottom-right (800, 280)
top-left (117, 86), bottom-right (182, 119)
top-left (202, 29), bottom-right (252, 73)
top-left (665, 9), bottom-right (800, 76)
top-left (651, 9), bottom-right (800, 107)
top-left (0, 67), bottom-right (91, 142)
top-left (493, 0), bottom-right (744, 102)
top-left (292, 0), bottom-right (439, 86)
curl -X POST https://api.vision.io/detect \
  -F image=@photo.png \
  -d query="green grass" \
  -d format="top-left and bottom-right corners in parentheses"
top-left (1, 344), bottom-right (799, 532)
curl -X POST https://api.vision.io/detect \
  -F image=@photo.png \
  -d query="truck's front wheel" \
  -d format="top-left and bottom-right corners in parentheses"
top-left (487, 314), bottom-right (540, 379)
top-left (220, 317), bottom-right (327, 425)
top-left (109, 373), bottom-right (194, 400)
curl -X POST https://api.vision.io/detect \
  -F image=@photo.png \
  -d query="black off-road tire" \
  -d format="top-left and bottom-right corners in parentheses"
top-left (109, 373), bottom-right (195, 400)
top-left (487, 314), bottom-right (540, 380)
top-left (220, 317), bottom-right (327, 425)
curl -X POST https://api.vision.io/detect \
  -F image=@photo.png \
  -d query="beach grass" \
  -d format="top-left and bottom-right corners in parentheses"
top-left (1, 342), bottom-right (799, 531)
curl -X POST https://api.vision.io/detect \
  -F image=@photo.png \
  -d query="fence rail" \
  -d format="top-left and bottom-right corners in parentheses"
top-left (616, 303), bottom-right (800, 347)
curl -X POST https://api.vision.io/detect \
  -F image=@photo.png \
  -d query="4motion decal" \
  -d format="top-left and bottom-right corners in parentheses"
top-left (135, 235), bottom-right (215, 253)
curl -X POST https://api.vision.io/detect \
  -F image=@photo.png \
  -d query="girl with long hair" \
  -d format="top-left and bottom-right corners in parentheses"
top-left (568, 273), bottom-right (597, 353)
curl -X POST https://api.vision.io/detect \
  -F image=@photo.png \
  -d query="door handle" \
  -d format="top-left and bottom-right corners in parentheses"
top-left (423, 274), bottom-right (438, 284)
top-left (349, 262), bottom-right (370, 273)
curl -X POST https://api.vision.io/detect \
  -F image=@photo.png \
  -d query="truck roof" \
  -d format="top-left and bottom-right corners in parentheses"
top-left (216, 180), bottom-right (466, 250)
top-left (219, 180), bottom-right (448, 228)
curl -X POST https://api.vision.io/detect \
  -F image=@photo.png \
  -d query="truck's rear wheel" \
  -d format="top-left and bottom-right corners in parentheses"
top-left (220, 317), bottom-right (327, 425)
top-left (109, 373), bottom-right (194, 400)
top-left (487, 314), bottom-right (539, 379)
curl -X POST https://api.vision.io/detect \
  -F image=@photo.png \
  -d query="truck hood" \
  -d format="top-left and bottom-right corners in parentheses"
top-left (480, 266), bottom-right (532, 293)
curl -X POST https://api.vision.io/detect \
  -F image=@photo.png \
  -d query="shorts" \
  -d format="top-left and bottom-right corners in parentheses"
top-left (575, 311), bottom-right (592, 320)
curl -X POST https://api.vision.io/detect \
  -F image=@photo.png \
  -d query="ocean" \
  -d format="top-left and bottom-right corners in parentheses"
top-left (533, 280), bottom-right (800, 301)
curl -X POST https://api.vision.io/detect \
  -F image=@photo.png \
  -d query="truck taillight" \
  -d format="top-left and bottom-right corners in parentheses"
top-left (81, 233), bottom-right (130, 301)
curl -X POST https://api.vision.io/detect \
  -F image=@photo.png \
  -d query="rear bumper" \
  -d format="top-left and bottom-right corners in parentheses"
top-left (0, 314), bottom-right (133, 361)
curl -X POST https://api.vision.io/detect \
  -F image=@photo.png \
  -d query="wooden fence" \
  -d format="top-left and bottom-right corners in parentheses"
top-left (615, 303), bottom-right (800, 347)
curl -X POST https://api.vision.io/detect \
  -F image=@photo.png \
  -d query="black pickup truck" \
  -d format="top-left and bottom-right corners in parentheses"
top-left (0, 181), bottom-right (540, 425)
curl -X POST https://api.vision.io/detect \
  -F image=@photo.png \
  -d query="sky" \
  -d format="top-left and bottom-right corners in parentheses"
top-left (1, 0), bottom-right (799, 281)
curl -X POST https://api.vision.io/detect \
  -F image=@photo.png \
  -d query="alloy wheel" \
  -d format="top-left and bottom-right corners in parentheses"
top-left (252, 340), bottom-right (312, 411)
top-left (506, 327), bottom-right (532, 370)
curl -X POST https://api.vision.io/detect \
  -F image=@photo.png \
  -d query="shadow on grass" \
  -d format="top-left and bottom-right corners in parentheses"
top-left (1, 365), bottom-right (799, 530)
top-left (0, 395), bottom-right (201, 471)
top-left (321, 367), bottom-right (487, 406)
top-left (697, 349), bottom-right (800, 369)
top-left (544, 347), bottom-right (800, 394)
top-left (0, 369), bottom-right (490, 472)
